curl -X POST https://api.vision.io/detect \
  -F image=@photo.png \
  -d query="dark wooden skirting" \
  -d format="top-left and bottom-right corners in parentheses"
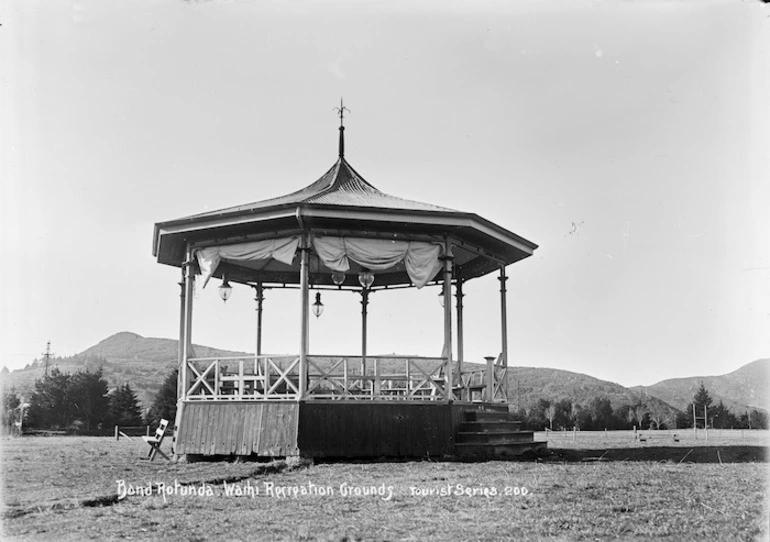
top-left (297, 401), bottom-right (452, 458)
top-left (175, 400), bottom-right (508, 458)
top-left (297, 401), bottom-right (506, 458)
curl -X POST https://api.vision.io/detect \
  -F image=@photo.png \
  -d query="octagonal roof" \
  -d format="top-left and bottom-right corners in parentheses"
top-left (184, 158), bottom-right (455, 220)
top-left (153, 136), bottom-right (537, 287)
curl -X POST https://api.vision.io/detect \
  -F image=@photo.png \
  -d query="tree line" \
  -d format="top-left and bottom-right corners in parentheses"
top-left (511, 383), bottom-right (767, 431)
top-left (2, 364), bottom-right (179, 434)
top-left (4, 368), bottom-right (765, 434)
top-left (675, 383), bottom-right (767, 430)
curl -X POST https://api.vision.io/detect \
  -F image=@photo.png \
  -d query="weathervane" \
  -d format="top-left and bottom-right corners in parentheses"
top-left (334, 98), bottom-right (350, 128)
top-left (334, 98), bottom-right (350, 157)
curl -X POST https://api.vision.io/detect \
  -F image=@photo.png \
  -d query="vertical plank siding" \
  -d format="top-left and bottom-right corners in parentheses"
top-left (175, 400), bottom-right (507, 458)
top-left (176, 401), bottom-right (299, 456)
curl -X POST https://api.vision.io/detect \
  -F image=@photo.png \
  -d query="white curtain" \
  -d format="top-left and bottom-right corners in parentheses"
top-left (194, 235), bottom-right (443, 289)
top-left (195, 237), bottom-right (300, 287)
top-left (312, 236), bottom-right (443, 288)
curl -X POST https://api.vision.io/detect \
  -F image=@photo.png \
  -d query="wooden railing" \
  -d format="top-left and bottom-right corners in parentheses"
top-left (185, 355), bottom-right (300, 401)
top-left (306, 355), bottom-right (449, 401)
top-left (458, 353), bottom-right (507, 402)
top-left (184, 353), bottom-right (506, 402)
top-left (491, 359), bottom-right (508, 402)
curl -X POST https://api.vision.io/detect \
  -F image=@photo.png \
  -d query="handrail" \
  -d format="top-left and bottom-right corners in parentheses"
top-left (306, 355), bottom-right (449, 401)
top-left (187, 354), bottom-right (444, 363)
top-left (182, 353), bottom-right (506, 402)
top-left (188, 354), bottom-right (294, 362)
top-left (355, 354), bottom-right (446, 361)
top-left (185, 355), bottom-right (300, 401)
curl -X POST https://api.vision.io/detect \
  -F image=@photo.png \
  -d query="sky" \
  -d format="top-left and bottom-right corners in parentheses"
top-left (1, 0), bottom-right (768, 388)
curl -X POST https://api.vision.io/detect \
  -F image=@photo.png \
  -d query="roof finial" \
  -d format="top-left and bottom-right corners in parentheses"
top-left (333, 98), bottom-right (350, 158)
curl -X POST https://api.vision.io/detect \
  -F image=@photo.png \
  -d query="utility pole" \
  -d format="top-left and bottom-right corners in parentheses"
top-left (43, 341), bottom-right (53, 376)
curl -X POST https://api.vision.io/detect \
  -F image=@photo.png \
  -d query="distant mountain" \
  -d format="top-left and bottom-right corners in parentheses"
top-left (506, 366), bottom-right (678, 416)
top-left (2, 332), bottom-right (763, 419)
top-left (630, 359), bottom-right (769, 414)
top-left (79, 331), bottom-right (251, 371)
top-left (0, 332), bottom-right (250, 409)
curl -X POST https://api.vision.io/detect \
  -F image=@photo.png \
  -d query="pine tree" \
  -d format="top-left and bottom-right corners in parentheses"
top-left (26, 367), bottom-right (110, 432)
top-left (109, 383), bottom-right (143, 427)
top-left (145, 368), bottom-right (178, 428)
top-left (711, 400), bottom-right (736, 429)
top-left (27, 368), bottom-right (72, 429)
top-left (68, 368), bottom-right (110, 432)
top-left (693, 383), bottom-right (712, 410)
top-left (684, 382), bottom-right (714, 429)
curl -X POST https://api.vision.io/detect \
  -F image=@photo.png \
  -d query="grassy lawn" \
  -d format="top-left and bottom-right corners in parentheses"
top-left (1, 434), bottom-right (767, 541)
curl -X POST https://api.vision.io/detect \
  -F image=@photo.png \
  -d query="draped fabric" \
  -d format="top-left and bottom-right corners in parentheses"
top-left (196, 237), bottom-right (300, 287)
top-left (311, 236), bottom-right (443, 288)
top-left (195, 235), bottom-right (442, 289)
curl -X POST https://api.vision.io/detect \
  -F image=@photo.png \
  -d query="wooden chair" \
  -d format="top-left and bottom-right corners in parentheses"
top-left (142, 419), bottom-right (170, 461)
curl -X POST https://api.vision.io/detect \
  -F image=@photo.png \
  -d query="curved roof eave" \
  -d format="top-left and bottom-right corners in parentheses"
top-left (298, 204), bottom-right (538, 253)
top-left (153, 201), bottom-right (537, 264)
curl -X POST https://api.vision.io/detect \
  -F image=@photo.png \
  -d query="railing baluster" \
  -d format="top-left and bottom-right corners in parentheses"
top-left (343, 357), bottom-right (349, 397)
top-left (406, 359), bottom-right (411, 398)
top-left (183, 354), bottom-right (489, 402)
top-left (214, 360), bottom-right (219, 399)
top-left (373, 357), bottom-right (380, 398)
top-left (238, 359), bottom-right (244, 400)
top-left (265, 357), bottom-right (270, 397)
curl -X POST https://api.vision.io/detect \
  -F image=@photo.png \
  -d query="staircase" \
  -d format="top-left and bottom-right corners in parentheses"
top-left (454, 409), bottom-right (546, 460)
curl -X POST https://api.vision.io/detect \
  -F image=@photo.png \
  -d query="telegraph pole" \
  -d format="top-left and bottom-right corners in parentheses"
top-left (43, 341), bottom-right (52, 376)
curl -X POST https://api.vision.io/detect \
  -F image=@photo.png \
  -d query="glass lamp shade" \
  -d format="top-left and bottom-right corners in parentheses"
top-left (219, 279), bottom-right (233, 303)
top-left (357, 270), bottom-right (375, 289)
top-left (331, 271), bottom-right (346, 286)
top-left (312, 292), bottom-right (324, 318)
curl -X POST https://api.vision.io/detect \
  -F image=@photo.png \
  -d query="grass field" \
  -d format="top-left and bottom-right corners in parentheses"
top-left (1, 432), bottom-right (767, 541)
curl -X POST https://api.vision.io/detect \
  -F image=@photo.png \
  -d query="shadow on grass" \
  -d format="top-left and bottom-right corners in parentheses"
top-left (544, 446), bottom-right (767, 463)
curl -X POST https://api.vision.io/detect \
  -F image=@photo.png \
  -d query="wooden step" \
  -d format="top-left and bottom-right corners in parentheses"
top-left (458, 421), bottom-right (522, 433)
top-left (456, 431), bottom-right (535, 444)
top-left (464, 410), bottom-right (517, 422)
top-left (474, 404), bottom-right (510, 412)
top-left (455, 441), bottom-right (547, 460)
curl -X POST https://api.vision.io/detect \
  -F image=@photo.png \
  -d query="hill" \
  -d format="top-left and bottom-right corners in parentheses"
top-left (505, 366), bottom-right (678, 417)
top-left (2, 335), bottom-right (678, 417)
top-left (631, 358), bottom-right (769, 414)
top-left (5, 332), bottom-right (761, 420)
top-left (0, 332), bottom-right (250, 409)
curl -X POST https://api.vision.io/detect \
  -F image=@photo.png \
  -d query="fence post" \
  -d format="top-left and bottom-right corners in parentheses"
top-left (147, 425), bottom-right (150, 437)
top-left (484, 356), bottom-right (495, 402)
top-left (115, 425), bottom-right (119, 441)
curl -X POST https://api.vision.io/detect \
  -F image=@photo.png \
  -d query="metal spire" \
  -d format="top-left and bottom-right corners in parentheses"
top-left (334, 98), bottom-right (350, 158)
